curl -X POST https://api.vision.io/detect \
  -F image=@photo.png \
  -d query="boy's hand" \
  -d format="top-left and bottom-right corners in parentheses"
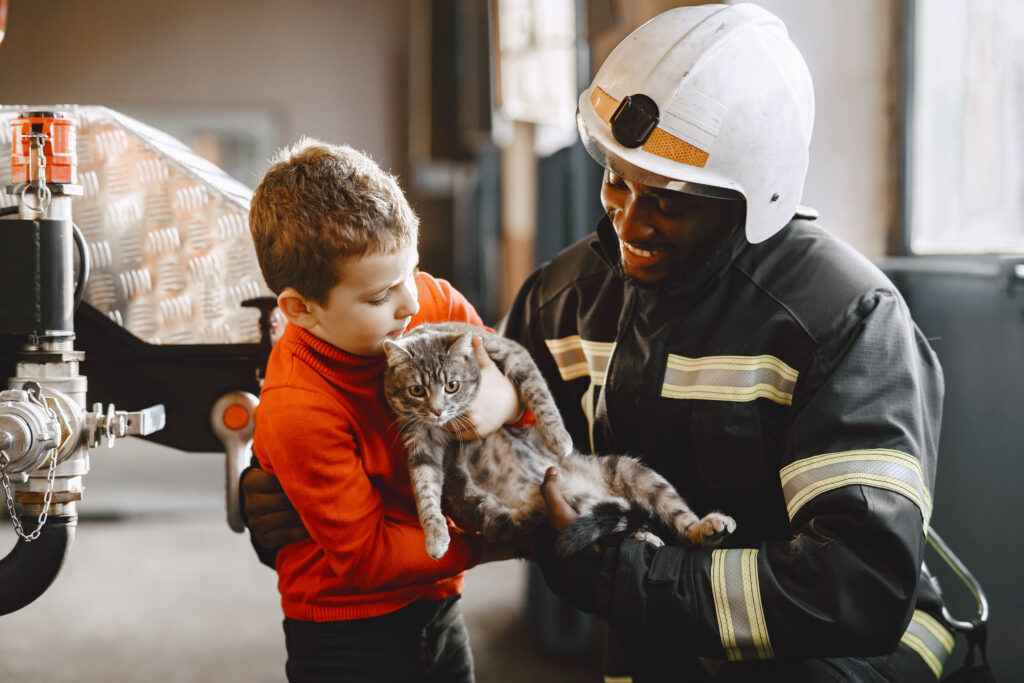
top-left (241, 467), bottom-right (310, 548)
top-left (448, 337), bottom-right (522, 440)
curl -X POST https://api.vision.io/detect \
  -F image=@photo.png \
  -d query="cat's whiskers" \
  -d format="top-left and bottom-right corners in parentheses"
top-left (449, 413), bottom-right (478, 450)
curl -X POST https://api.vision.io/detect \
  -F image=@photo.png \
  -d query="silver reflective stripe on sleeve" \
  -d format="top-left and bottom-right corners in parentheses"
top-left (900, 610), bottom-right (955, 679)
top-left (780, 449), bottom-right (932, 531)
top-left (544, 336), bottom-right (615, 452)
top-left (710, 548), bottom-right (774, 661)
top-left (660, 354), bottom-right (798, 406)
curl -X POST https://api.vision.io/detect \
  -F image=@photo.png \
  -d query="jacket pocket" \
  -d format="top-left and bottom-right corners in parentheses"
top-left (691, 400), bottom-right (770, 491)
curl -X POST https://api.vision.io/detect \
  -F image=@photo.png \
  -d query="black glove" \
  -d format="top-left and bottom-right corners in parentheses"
top-left (533, 522), bottom-right (620, 620)
top-left (239, 459), bottom-right (309, 568)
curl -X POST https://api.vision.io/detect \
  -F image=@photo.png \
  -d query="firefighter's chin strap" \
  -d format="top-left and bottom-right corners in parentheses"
top-left (927, 526), bottom-right (993, 679)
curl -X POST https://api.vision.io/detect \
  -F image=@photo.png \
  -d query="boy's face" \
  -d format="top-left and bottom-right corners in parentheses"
top-left (297, 245), bottom-right (420, 357)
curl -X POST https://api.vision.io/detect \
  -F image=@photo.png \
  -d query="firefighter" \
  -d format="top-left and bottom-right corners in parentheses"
top-left (244, 4), bottom-right (953, 681)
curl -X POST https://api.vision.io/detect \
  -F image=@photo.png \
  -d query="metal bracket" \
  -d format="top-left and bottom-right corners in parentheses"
top-left (211, 392), bottom-right (258, 533)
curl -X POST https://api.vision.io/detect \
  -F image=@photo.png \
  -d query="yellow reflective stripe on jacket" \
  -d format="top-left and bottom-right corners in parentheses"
top-left (779, 449), bottom-right (932, 530)
top-left (901, 610), bottom-right (955, 679)
top-left (544, 336), bottom-right (615, 451)
top-left (660, 354), bottom-right (798, 406)
top-left (543, 336), bottom-right (613, 383)
top-left (710, 548), bottom-right (774, 661)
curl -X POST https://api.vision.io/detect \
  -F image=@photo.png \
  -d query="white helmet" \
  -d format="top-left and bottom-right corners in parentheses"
top-left (577, 3), bottom-right (815, 243)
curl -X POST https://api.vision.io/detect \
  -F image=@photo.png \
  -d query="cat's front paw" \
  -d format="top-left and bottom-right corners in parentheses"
top-left (695, 512), bottom-right (736, 547)
top-left (425, 528), bottom-right (451, 560)
top-left (542, 425), bottom-right (574, 459)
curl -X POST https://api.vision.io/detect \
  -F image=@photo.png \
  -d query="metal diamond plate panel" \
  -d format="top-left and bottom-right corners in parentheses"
top-left (0, 105), bottom-right (271, 345)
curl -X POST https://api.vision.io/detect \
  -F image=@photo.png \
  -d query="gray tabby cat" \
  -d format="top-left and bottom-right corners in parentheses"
top-left (382, 321), bottom-right (736, 560)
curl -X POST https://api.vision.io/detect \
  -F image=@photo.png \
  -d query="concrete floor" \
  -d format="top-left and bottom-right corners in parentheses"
top-left (0, 439), bottom-right (600, 682)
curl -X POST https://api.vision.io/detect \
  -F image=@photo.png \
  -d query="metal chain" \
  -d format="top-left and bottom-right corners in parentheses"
top-left (0, 387), bottom-right (60, 542)
top-left (0, 446), bottom-right (57, 541)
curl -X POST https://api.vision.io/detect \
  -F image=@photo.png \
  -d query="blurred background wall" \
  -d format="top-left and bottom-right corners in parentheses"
top-left (0, 0), bottom-right (900, 322)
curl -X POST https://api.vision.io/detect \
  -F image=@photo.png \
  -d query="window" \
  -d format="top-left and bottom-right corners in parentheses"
top-left (906, 0), bottom-right (1024, 253)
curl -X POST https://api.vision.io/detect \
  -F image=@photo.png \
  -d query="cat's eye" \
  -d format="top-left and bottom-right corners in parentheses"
top-left (444, 381), bottom-right (460, 393)
top-left (408, 385), bottom-right (426, 397)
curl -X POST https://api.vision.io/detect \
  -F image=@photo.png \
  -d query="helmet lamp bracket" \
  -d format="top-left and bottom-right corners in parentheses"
top-left (610, 94), bottom-right (659, 149)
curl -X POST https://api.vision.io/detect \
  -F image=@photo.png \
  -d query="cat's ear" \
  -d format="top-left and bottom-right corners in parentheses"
top-left (383, 339), bottom-right (412, 364)
top-left (448, 330), bottom-right (475, 356)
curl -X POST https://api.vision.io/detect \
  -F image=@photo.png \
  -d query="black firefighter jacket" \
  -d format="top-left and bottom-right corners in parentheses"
top-left (501, 215), bottom-right (952, 675)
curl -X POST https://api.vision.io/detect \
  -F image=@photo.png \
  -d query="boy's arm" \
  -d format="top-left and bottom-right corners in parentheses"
top-left (257, 387), bottom-right (481, 591)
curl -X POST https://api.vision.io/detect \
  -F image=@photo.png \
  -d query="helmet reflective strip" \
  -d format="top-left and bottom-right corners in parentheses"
top-left (591, 87), bottom-right (709, 168)
top-left (660, 354), bottom-right (797, 406)
top-left (544, 336), bottom-right (616, 452)
top-left (711, 548), bottom-right (774, 661)
top-left (780, 449), bottom-right (932, 531)
top-left (900, 610), bottom-right (954, 679)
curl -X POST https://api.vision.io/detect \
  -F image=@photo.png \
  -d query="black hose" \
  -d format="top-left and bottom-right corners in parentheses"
top-left (71, 222), bottom-right (90, 310)
top-left (0, 513), bottom-right (78, 615)
top-left (0, 210), bottom-right (89, 309)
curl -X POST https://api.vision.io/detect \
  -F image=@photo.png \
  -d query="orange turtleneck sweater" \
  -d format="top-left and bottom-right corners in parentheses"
top-left (254, 272), bottom-right (485, 622)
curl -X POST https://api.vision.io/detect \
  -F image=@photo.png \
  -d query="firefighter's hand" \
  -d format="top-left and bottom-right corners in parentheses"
top-left (540, 466), bottom-right (579, 532)
top-left (241, 466), bottom-right (309, 548)
top-left (533, 469), bottom-right (617, 619)
top-left (447, 337), bottom-right (521, 440)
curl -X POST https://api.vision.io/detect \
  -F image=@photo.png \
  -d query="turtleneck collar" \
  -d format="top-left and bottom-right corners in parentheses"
top-left (589, 215), bottom-right (748, 298)
top-left (282, 323), bottom-right (387, 387)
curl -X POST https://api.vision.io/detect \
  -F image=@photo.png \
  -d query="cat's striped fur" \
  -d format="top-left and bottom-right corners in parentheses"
top-left (383, 322), bottom-right (735, 559)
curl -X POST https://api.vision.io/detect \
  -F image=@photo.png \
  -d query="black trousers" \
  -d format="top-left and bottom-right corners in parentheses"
top-left (283, 596), bottom-right (474, 683)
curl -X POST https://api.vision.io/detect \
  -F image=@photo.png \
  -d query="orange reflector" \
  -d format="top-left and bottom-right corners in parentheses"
top-left (222, 404), bottom-right (250, 430)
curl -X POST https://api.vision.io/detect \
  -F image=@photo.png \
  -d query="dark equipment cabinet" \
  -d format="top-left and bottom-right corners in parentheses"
top-left (883, 255), bottom-right (1024, 681)
top-left (1, 302), bottom-right (266, 454)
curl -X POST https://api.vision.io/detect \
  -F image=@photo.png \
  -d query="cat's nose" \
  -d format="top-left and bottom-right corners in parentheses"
top-left (431, 408), bottom-right (443, 416)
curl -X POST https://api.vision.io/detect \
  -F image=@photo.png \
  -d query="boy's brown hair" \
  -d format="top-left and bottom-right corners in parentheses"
top-left (249, 137), bottom-right (418, 304)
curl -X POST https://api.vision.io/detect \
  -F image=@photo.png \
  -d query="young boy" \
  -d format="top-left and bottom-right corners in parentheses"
top-left (248, 138), bottom-right (517, 682)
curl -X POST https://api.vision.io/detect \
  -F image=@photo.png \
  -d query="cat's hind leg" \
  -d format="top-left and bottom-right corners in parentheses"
top-left (474, 491), bottom-right (547, 548)
top-left (673, 509), bottom-right (736, 547)
top-left (599, 455), bottom-right (737, 547)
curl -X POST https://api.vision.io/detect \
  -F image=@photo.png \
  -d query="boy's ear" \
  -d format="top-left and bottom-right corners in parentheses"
top-left (277, 288), bottom-right (319, 330)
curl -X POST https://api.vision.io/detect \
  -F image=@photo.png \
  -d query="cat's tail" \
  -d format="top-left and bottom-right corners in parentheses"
top-left (555, 500), bottom-right (661, 557)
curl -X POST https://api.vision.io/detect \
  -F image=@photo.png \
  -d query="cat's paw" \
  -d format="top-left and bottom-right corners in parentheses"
top-left (694, 512), bottom-right (736, 547)
top-left (542, 425), bottom-right (574, 458)
top-left (633, 530), bottom-right (665, 547)
top-left (425, 529), bottom-right (451, 560)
